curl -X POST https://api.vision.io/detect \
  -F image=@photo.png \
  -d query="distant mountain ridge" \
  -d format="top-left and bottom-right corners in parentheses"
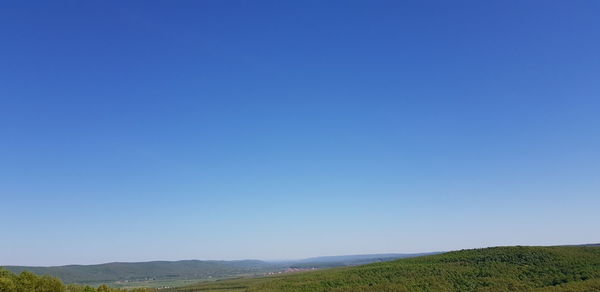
top-left (2, 253), bottom-right (432, 286)
top-left (287, 252), bottom-right (440, 268)
top-left (574, 243), bottom-right (600, 247)
top-left (299, 252), bottom-right (439, 262)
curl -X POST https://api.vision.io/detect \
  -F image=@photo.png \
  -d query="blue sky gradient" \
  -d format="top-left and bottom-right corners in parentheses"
top-left (1, 1), bottom-right (599, 266)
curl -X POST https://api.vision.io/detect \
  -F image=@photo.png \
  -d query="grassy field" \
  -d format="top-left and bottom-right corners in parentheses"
top-left (167, 246), bottom-right (600, 292)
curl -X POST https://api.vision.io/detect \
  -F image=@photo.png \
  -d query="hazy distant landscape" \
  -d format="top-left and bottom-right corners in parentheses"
top-left (2, 245), bottom-right (600, 291)
top-left (2, 253), bottom-right (433, 288)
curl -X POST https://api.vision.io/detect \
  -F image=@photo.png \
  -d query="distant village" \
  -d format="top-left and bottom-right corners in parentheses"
top-left (266, 267), bottom-right (318, 276)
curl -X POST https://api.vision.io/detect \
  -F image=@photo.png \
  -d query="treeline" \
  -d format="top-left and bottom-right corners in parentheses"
top-left (0, 268), bottom-right (154, 292)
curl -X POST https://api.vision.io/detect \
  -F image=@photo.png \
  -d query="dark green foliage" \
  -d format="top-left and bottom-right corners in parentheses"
top-left (168, 246), bottom-right (600, 292)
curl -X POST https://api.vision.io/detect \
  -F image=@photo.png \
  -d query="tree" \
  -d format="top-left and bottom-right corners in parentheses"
top-left (0, 277), bottom-right (17, 292)
top-left (96, 285), bottom-right (111, 292)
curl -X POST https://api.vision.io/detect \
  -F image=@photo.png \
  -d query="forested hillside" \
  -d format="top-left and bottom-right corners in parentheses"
top-left (3, 246), bottom-right (599, 291)
top-left (168, 246), bottom-right (600, 292)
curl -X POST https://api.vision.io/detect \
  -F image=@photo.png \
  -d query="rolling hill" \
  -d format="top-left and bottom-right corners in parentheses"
top-left (2, 253), bottom-right (427, 287)
top-left (167, 245), bottom-right (600, 292)
top-left (3, 260), bottom-right (276, 287)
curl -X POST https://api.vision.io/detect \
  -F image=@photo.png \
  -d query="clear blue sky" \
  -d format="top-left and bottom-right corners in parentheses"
top-left (1, 1), bottom-right (599, 266)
